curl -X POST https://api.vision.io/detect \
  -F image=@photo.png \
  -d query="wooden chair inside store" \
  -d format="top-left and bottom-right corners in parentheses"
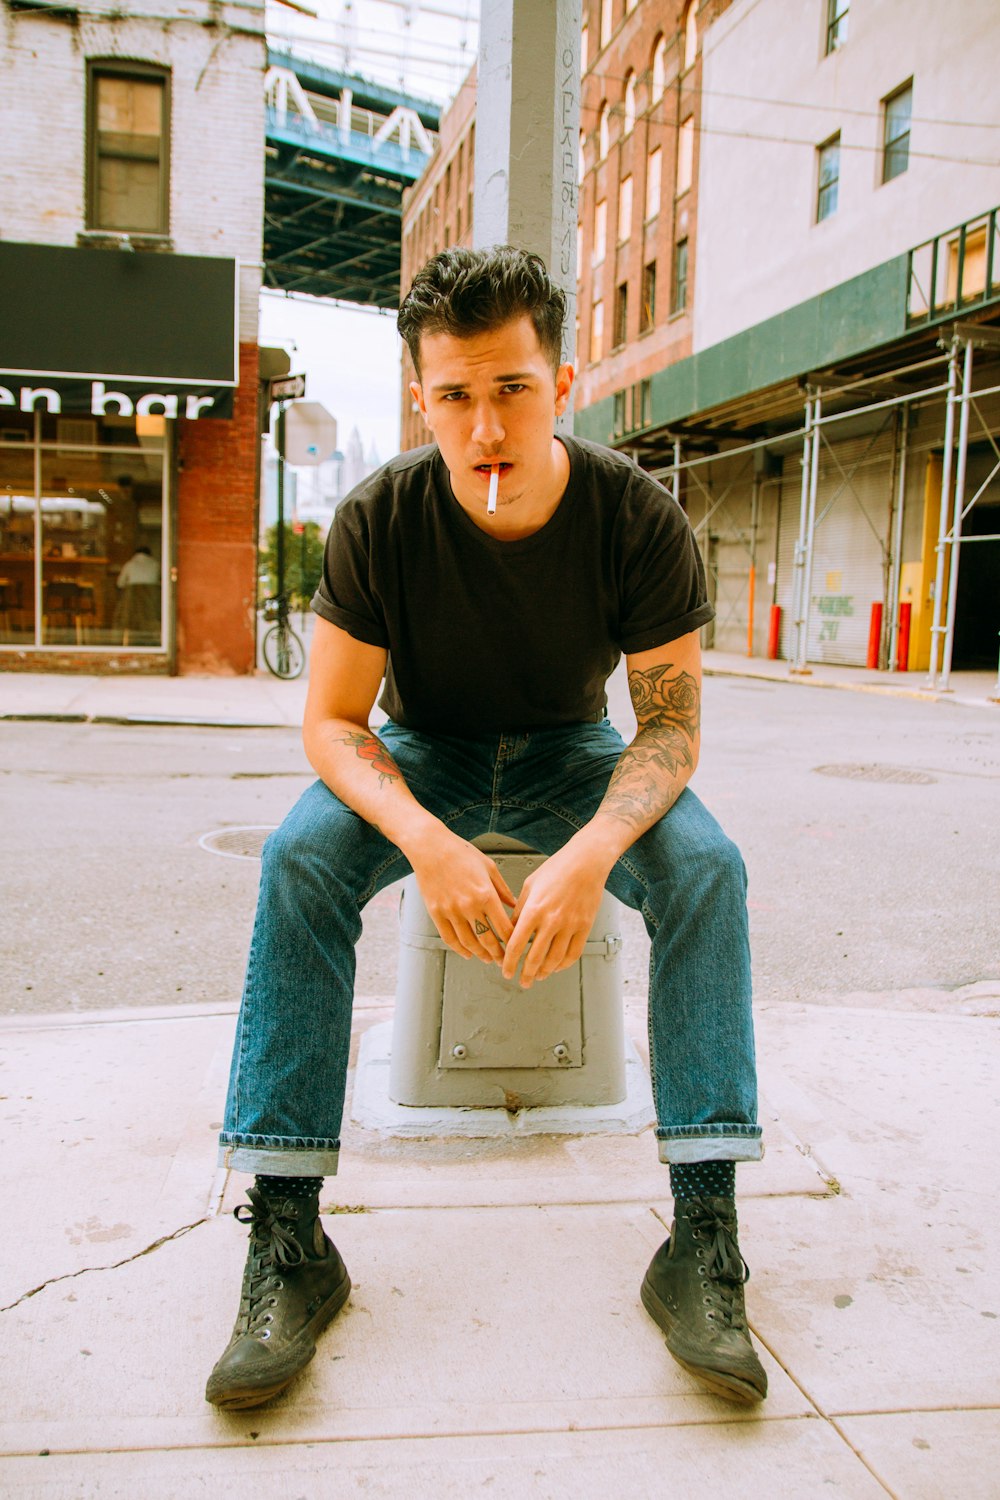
top-left (43, 577), bottom-right (97, 645)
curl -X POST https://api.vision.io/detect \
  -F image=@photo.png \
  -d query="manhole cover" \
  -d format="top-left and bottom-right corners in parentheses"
top-left (814, 764), bottom-right (937, 785)
top-left (199, 825), bottom-right (277, 860)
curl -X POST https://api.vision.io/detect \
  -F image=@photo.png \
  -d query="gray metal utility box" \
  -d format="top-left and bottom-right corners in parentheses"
top-left (389, 836), bottom-right (627, 1109)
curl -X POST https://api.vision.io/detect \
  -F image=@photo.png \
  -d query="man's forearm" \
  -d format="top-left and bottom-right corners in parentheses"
top-left (303, 718), bottom-right (438, 856)
top-left (571, 661), bottom-right (701, 869)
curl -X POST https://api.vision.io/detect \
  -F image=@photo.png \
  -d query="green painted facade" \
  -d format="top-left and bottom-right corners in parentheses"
top-left (574, 254), bottom-right (911, 445)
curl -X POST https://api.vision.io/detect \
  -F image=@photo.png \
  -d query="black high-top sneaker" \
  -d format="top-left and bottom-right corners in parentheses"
top-left (205, 1185), bottom-right (351, 1410)
top-left (640, 1195), bottom-right (767, 1404)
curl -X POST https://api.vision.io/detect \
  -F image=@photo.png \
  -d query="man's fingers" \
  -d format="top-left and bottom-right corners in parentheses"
top-left (467, 917), bottom-right (506, 964)
top-left (440, 919), bottom-right (477, 960)
top-left (531, 931), bottom-right (573, 983)
top-left (488, 861), bottom-right (517, 910)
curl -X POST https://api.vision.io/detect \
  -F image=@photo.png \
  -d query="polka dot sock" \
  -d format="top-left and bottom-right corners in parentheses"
top-left (255, 1174), bottom-right (322, 1201)
top-left (669, 1160), bottom-right (736, 1202)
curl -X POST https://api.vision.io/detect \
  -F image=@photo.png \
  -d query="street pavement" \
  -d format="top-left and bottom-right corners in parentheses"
top-left (1, 656), bottom-right (998, 1497)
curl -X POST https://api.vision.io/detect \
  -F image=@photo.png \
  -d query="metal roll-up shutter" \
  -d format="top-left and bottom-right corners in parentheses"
top-left (774, 423), bottom-right (895, 666)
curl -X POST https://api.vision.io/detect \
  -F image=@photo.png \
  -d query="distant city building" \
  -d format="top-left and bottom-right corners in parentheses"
top-left (0, 0), bottom-right (266, 675)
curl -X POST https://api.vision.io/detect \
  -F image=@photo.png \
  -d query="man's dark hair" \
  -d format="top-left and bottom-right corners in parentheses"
top-left (397, 245), bottom-right (566, 378)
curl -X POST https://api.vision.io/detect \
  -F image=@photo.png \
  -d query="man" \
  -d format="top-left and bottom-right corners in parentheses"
top-left (207, 246), bottom-right (765, 1412)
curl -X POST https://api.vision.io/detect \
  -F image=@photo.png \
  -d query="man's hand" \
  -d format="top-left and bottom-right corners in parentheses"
top-left (501, 839), bottom-right (614, 989)
top-left (406, 823), bottom-right (517, 965)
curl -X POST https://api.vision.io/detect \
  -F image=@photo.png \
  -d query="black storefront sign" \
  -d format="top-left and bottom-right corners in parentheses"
top-left (0, 241), bottom-right (238, 419)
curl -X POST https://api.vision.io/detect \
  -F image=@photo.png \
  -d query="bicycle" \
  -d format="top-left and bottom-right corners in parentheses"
top-left (261, 596), bottom-right (306, 680)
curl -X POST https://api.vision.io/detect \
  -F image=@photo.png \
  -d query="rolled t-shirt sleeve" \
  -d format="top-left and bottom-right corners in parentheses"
top-left (616, 477), bottom-right (715, 655)
top-left (311, 496), bottom-right (389, 649)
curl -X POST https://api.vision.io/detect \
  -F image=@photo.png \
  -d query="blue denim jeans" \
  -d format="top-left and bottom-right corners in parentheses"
top-left (218, 720), bottom-right (762, 1175)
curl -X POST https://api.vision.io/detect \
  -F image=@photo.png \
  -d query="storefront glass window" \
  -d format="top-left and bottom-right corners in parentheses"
top-left (0, 414), bottom-right (167, 651)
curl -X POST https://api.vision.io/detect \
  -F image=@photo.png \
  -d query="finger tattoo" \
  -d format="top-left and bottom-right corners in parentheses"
top-left (474, 919), bottom-right (489, 935)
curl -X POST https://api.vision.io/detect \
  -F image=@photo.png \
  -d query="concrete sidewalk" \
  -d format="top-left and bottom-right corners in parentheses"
top-left (1, 650), bottom-right (997, 730)
top-left (1, 979), bottom-right (998, 1497)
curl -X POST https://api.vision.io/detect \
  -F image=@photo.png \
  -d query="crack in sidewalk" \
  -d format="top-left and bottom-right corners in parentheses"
top-left (0, 1217), bottom-right (209, 1313)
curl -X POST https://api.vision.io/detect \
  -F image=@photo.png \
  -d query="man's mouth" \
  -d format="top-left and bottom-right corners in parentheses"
top-left (474, 461), bottom-right (512, 478)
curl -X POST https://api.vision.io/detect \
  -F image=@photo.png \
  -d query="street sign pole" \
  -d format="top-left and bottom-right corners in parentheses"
top-left (276, 400), bottom-right (286, 610)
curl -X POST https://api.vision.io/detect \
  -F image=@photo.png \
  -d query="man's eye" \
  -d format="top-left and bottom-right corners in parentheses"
top-left (442, 392), bottom-right (466, 402)
top-left (502, 384), bottom-right (525, 394)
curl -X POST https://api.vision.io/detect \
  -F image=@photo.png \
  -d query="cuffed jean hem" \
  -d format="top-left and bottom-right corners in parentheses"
top-left (217, 1135), bottom-right (341, 1177)
top-left (655, 1125), bottom-right (764, 1165)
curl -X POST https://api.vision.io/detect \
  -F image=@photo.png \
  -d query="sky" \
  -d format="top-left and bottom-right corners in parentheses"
top-left (262, 0), bottom-right (481, 461)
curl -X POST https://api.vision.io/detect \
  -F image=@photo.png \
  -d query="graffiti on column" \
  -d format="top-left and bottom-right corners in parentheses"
top-left (559, 44), bottom-right (578, 364)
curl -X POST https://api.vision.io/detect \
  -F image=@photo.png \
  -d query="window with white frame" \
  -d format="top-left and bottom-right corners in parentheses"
top-left (618, 175), bottom-right (632, 242)
top-left (598, 100), bottom-right (610, 159)
top-left (816, 133), bottom-right (840, 221)
top-left (882, 80), bottom-right (912, 183)
top-left (623, 71), bottom-right (636, 136)
top-left (581, 21), bottom-right (589, 75)
top-left (825, 0), bottom-right (848, 55)
top-left (590, 299), bottom-right (604, 362)
top-left (645, 145), bottom-right (661, 219)
top-left (600, 0), bottom-right (613, 49)
top-left (652, 35), bottom-right (666, 102)
top-left (677, 116), bottom-right (694, 195)
top-left (593, 198), bottom-right (607, 263)
top-left (682, 2), bottom-right (697, 71)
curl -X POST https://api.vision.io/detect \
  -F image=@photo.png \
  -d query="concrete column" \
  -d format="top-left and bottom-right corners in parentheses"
top-left (474, 0), bottom-right (582, 389)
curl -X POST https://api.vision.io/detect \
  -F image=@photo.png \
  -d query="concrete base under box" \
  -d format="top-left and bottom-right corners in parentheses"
top-left (351, 1019), bottom-right (656, 1139)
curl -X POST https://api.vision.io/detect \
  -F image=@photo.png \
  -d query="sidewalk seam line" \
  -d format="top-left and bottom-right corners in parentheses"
top-left (0, 1218), bottom-right (209, 1314)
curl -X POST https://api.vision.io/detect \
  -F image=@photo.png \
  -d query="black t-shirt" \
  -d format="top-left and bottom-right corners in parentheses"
top-left (311, 434), bottom-right (714, 736)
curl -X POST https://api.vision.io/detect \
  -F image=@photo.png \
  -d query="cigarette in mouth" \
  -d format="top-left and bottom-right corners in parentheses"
top-left (487, 464), bottom-right (499, 516)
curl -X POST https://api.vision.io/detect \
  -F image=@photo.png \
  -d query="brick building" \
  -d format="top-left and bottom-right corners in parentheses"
top-left (0, 0), bottom-right (266, 674)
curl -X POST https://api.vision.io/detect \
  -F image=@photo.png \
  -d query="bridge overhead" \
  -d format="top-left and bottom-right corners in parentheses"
top-left (264, 50), bottom-right (441, 308)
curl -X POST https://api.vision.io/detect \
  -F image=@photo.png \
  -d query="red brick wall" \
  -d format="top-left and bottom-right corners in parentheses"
top-left (175, 342), bottom-right (260, 675)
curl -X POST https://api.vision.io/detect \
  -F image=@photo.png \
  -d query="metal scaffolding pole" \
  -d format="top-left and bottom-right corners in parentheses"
top-left (800, 391), bottom-right (823, 671)
top-left (927, 341), bottom-right (960, 686)
top-left (886, 403), bottom-right (909, 671)
top-left (790, 395), bottom-right (813, 672)
top-left (940, 337), bottom-right (975, 690)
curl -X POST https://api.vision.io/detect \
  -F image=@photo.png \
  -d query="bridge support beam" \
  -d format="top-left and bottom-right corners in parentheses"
top-left (473, 0), bottom-right (581, 391)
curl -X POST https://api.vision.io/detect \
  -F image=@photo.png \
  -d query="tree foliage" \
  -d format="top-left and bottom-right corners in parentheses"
top-left (260, 521), bottom-right (325, 609)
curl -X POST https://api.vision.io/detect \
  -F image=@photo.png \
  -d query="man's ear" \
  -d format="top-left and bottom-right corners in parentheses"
top-left (554, 362), bottom-right (575, 416)
top-left (409, 380), bottom-right (430, 428)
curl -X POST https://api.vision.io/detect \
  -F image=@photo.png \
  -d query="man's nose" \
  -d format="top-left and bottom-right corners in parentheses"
top-left (470, 401), bottom-right (504, 446)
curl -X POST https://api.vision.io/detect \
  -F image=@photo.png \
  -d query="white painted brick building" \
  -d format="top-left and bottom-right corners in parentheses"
top-left (0, 0), bottom-right (267, 674)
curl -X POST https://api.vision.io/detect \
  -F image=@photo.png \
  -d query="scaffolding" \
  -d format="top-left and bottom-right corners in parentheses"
top-left (650, 325), bottom-right (1000, 692)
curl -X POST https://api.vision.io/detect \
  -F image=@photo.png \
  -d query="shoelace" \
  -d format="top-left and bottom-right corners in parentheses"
top-left (233, 1186), bottom-right (307, 1334)
top-left (686, 1198), bottom-right (750, 1330)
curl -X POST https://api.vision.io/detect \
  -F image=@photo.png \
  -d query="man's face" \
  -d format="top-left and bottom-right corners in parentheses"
top-left (409, 315), bottom-right (574, 517)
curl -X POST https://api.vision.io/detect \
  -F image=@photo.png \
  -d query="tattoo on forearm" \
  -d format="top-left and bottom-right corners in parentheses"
top-left (599, 663), bottom-right (701, 832)
top-left (332, 730), bottom-right (401, 786)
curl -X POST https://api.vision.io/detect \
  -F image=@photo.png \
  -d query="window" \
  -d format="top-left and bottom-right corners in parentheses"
top-left (600, 0), bottom-right (613, 49)
top-left (645, 146), bottom-right (662, 219)
top-left (677, 116), bottom-right (694, 195)
top-left (618, 175), bottom-right (633, 242)
top-left (577, 222), bottom-right (583, 271)
top-left (641, 260), bottom-right (657, 331)
top-left (581, 21), bottom-right (589, 74)
top-left (652, 35), bottom-right (666, 102)
top-left (825, 0), bottom-right (848, 55)
top-left (623, 71), bottom-right (636, 137)
top-left (672, 239), bottom-right (688, 313)
top-left (87, 61), bottom-right (169, 233)
top-left (626, 0), bottom-right (638, 12)
top-left (682, 3), bottom-right (698, 71)
top-left (882, 81), bottom-right (912, 183)
top-left (614, 281), bottom-right (629, 347)
top-left (816, 133), bottom-right (840, 221)
top-left (593, 199), bottom-right (607, 263)
top-left (578, 129), bottom-right (586, 184)
top-left (614, 389), bottom-right (627, 437)
top-left (598, 100), bottom-right (610, 159)
top-left (590, 299), bottom-right (604, 363)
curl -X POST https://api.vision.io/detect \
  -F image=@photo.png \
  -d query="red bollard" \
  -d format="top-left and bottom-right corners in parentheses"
top-left (866, 602), bottom-right (883, 669)
top-left (896, 601), bottom-right (911, 672)
top-left (766, 603), bottom-right (781, 660)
